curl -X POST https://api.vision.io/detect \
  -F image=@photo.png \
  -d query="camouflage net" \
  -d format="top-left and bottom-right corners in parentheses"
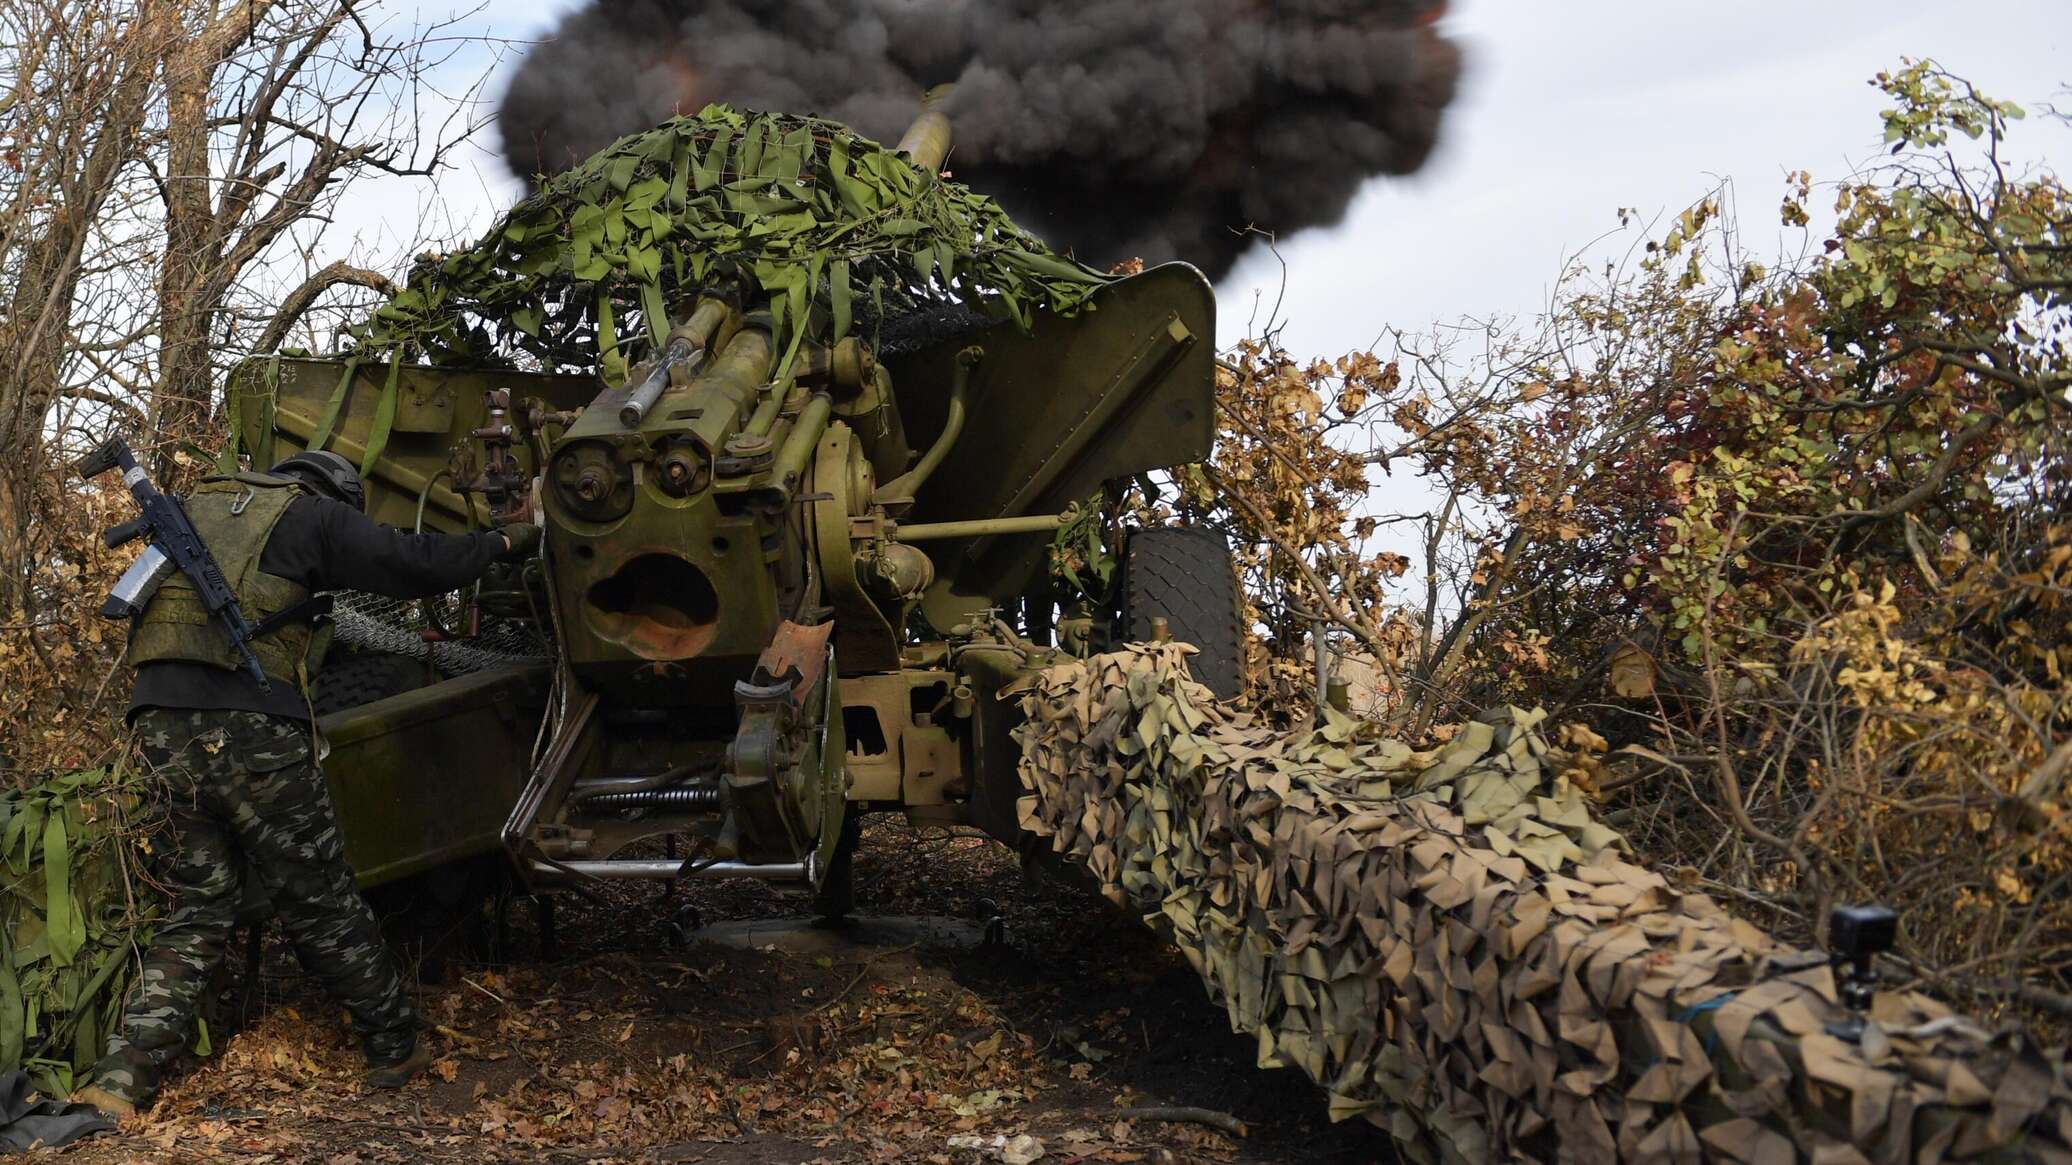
top-left (323, 104), bottom-right (1108, 474)
top-left (305, 105), bottom-right (1108, 476)
top-left (1016, 645), bottom-right (2072, 1164)
top-left (0, 768), bottom-right (152, 1097)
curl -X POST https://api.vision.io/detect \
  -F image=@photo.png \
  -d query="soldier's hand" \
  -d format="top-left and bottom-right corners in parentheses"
top-left (498, 523), bottom-right (542, 560)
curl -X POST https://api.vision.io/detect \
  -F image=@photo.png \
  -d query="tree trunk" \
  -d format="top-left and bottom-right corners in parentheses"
top-left (152, 32), bottom-right (223, 485)
top-left (149, 0), bottom-right (284, 484)
top-left (0, 4), bottom-right (166, 614)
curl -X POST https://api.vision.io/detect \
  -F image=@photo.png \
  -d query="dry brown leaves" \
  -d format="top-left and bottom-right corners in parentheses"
top-left (60, 939), bottom-right (1236, 1165)
top-left (0, 474), bottom-right (134, 781)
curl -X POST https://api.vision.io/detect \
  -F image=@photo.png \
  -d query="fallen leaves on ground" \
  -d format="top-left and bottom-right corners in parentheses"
top-left (55, 820), bottom-right (1376, 1164)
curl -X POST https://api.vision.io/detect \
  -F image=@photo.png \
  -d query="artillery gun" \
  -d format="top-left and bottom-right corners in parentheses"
top-left (150, 96), bottom-right (2072, 1165)
top-left (225, 103), bottom-right (1238, 919)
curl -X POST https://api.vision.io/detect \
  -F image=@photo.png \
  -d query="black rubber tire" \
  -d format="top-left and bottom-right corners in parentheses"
top-left (369, 855), bottom-right (507, 985)
top-left (309, 650), bottom-right (425, 716)
top-left (1123, 525), bottom-right (1244, 701)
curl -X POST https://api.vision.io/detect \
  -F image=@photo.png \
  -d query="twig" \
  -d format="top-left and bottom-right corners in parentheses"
top-left (1696, 877), bottom-right (1805, 923)
top-left (462, 976), bottom-right (508, 1006)
top-left (2015, 737), bottom-right (2072, 811)
top-left (1119, 1105), bottom-right (1247, 1137)
top-left (2011, 983), bottom-right (2072, 1022)
top-left (1887, 947), bottom-right (2072, 1023)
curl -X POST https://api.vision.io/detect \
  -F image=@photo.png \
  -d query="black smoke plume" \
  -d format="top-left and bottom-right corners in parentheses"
top-left (497, 0), bottom-right (1462, 282)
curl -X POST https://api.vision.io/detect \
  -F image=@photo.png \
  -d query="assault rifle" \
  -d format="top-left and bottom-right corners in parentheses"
top-left (77, 437), bottom-right (271, 690)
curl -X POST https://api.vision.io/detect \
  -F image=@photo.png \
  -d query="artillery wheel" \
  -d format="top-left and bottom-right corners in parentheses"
top-left (1123, 525), bottom-right (1243, 700)
top-left (369, 854), bottom-right (508, 984)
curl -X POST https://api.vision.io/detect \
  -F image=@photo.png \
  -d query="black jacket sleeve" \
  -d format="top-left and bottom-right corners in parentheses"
top-left (258, 496), bottom-right (505, 599)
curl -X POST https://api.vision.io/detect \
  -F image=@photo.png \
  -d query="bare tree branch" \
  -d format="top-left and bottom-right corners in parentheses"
top-left (257, 258), bottom-right (392, 354)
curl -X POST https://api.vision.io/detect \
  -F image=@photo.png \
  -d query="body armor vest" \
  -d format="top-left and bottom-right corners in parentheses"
top-left (126, 473), bottom-right (323, 684)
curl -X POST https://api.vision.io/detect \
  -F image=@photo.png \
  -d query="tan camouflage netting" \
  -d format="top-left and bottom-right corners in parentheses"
top-left (1013, 644), bottom-right (2072, 1164)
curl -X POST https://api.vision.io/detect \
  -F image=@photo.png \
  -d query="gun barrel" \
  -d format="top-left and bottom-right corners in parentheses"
top-left (619, 338), bottom-right (698, 429)
top-left (895, 85), bottom-right (953, 175)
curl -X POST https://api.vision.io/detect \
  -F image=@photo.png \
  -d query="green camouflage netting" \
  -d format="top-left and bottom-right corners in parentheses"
top-left (329, 105), bottom-right (1106, 449)
top-left (0, 768), bottom-right (153, 1097)
top-left (1017, 644), bottom-right (2072, 1164)
top-left (314, 105), bottom-right (1106, 475)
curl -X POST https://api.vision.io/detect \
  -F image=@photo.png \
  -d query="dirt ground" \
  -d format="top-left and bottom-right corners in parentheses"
top-left (54, 822), bottom-right (1402, 1164)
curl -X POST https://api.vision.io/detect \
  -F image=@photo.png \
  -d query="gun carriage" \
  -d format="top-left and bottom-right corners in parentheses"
top-left (220, 105), bottom-right (1235, 915)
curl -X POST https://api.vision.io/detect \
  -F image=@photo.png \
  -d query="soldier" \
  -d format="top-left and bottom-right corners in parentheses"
top-left (70, 450), bottom-right (539, 1121)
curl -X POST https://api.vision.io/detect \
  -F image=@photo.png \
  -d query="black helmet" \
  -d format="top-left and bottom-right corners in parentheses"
top-left (270, 450), bottom-right (366, 512)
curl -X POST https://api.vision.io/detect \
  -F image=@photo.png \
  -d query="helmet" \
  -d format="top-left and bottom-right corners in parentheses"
top-left (269, 450), bottom-right (366, 512)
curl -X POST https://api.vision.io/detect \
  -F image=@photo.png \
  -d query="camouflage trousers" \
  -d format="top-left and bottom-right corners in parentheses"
top-left (88, 708), bottom-right (418, 1105)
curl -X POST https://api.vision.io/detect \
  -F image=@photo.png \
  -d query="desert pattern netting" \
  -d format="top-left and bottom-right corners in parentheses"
top-left (1014, 644), bottom-right (2072, 1164)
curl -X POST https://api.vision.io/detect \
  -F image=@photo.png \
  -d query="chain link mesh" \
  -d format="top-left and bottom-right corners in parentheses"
top-left (330, 591), bottom-right (553, 676)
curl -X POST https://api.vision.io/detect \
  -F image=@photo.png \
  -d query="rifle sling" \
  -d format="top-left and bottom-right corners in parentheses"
top-left (248, 593), bottom-right (334, 641)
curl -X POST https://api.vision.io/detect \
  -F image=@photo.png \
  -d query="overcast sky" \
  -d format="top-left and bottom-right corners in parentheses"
top-left (1218, 0), bottom-right (2068, 354)
top-left (348, 0), bottom-right (2067, 357)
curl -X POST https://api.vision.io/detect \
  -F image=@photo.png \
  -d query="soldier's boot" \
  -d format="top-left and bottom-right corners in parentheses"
top-left (70, 1084), bottom-right (138, 1123)
top-left (365, 1041), bottom-right (433, 1089)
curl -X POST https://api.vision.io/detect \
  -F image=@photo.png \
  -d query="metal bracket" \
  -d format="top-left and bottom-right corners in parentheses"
top-left (502, 687), bottom-right (601, 889)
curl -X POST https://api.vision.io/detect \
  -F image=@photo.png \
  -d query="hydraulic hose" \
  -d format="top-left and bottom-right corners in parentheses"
top-left (874, 345), bottom-right (980, 505)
